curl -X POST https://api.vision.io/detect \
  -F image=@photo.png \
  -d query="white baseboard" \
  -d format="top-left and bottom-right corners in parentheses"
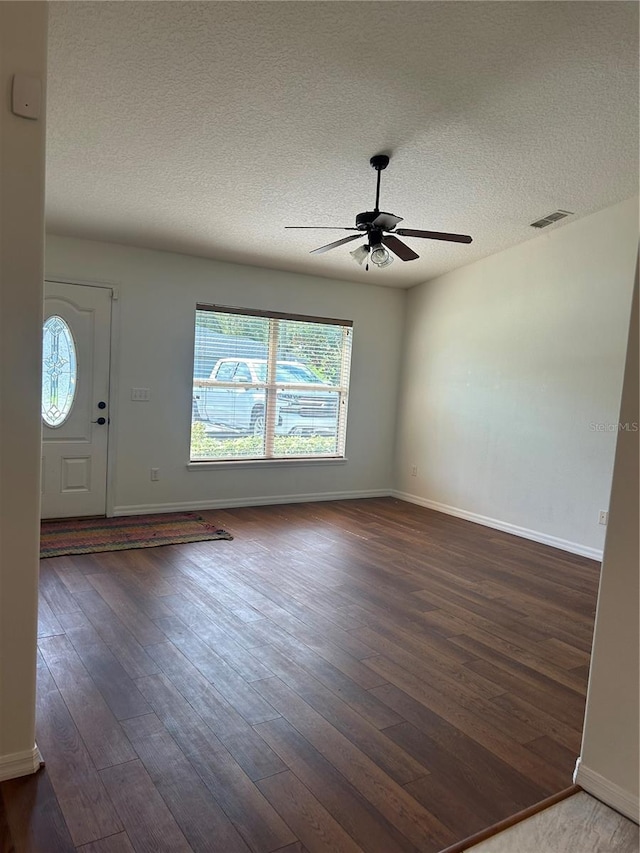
top-left (115, 490), bottom-right (605, 561)
top-left (113, 489), bottom-right (391, 516)
top-left (392, 491), bottom-right (603, 561)
top-left (0, 744), bottom-right (43, 782)
top-left (574, 759), bottom-right (639, 823)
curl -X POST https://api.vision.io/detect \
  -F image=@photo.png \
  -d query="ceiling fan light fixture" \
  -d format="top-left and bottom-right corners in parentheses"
top-left (350, 244), bottom-right (369, 265)
top-left (370, 245), bottom-right (394, 268)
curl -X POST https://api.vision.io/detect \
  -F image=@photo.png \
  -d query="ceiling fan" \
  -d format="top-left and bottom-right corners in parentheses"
top-left (286, 154), bottom-right (472, 269)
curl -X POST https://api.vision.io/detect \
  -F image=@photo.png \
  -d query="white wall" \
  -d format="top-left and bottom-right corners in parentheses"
top-left (0, 1), bottom-right (47, 780)
top-left (577, 265), bottom-right (639, 821)
top-left (394, 197), bottom-right (638, 558)
top-left (45, 236), bottom-right (405, 514)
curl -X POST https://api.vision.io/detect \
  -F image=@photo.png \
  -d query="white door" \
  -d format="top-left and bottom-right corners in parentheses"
top-left (41, 282), bottom-right (112, 519)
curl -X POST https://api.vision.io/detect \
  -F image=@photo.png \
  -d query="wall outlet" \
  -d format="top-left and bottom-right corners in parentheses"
top-left (131, 388), bottom-right (150, 401)
top-left (598, 510), bottom-right (608, 526)
top-left (411, 465), bottom-right (418, 477)
top-left (150, 468), bottom-right (159, 481)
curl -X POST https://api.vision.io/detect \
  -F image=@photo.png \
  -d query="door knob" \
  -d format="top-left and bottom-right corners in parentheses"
top-left (97, 401), bottom-right (107, 409)
top-left (92, 417), bottom-right (107, 425)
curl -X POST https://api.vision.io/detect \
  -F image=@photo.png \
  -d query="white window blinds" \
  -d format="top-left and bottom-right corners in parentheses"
top-left (191, 306), bottom-right (353, 462)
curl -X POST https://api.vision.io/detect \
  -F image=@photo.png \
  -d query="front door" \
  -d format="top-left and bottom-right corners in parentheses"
top-left (41, 282), bottom-right (112, 519)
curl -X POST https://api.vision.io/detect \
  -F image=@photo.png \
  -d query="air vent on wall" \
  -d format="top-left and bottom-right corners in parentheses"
top-left (530, 209), bottom-right (573, 229)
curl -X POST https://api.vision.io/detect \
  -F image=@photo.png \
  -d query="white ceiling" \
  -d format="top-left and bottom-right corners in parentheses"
top-left (46, 1), bottom-right (639, 289)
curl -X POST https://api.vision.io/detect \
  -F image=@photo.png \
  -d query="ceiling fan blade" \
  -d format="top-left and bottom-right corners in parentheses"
top-left (372, 212), bottom-right (403, 231)
top-left (381, 234), bottom-right (419, 262)
top-left (395, 228), bottom-right (473, 244)
top-left (310, 234), bottom-right (363, 255)
top-left (286, 226), bottom-right (360, 231)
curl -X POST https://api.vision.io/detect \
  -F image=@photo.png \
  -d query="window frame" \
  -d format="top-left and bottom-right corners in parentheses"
top-left (190, 304), bottom-right (353, 464)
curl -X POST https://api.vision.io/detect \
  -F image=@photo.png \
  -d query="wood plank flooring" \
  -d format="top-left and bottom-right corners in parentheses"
top-left (1, 498), bottom-right (600, 852)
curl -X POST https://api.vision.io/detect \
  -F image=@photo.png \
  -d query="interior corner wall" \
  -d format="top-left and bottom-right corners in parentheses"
top-left (0, 2), bottom-right (48, 779)
top-left (577, 263), bottom-right (639, 821)
top-left (44, 236), bottom-right (405, 513)
top-left (394, 197), bottom-right (638, 558)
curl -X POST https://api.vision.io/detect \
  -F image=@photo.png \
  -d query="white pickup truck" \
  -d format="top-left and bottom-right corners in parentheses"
top-left (193, 358), bottom-right (339, 436)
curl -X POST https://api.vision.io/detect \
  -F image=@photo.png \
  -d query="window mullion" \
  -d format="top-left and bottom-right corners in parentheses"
top-left (264, 318), bottom-right (279, 457)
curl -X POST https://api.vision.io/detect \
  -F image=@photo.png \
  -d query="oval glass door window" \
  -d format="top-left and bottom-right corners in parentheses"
top-left (42, 315), bottom-right (77, 427)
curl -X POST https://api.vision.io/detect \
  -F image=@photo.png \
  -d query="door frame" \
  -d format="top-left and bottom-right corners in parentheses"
top-left (44, 276), bottom-right (120, 517)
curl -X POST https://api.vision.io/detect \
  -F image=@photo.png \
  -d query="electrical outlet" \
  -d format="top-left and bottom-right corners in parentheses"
top-left (150, 468), bottom-right (159, 481)
top-left (411, 465), bottom-right (418, 477)
top-left (598, 510), bottom-right (608, 526)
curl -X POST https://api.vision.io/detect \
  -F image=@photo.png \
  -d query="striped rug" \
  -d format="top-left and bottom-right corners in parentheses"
top-left (40, 511), bottom-right (233, 558)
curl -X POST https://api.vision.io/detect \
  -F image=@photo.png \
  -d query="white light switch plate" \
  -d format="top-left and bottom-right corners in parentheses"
top-left (131, 388), bottom-right (150, 401)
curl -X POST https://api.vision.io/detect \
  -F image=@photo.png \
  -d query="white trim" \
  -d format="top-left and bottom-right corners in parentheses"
top-left (187, 457), bottom-right (347, 471)
top-left (392, 491), bottom-right (603, 560)
top-left (573, 756), bottom-right (582, 783)
top-left (45, 274), bottom-right (120, 295)
top-left (574, 760), bottom-right (639, 823)
top-left (104, 283), bottom-right (121, 517)
top-left (113, 488), bottom-right (391, 516)
top-left (115, 488), bottom-right (606, 559)
top-left (0, 744), bottom-right (43, 782)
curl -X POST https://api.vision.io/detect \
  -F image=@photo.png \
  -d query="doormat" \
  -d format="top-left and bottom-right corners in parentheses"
top-left (40, 511), bottom-right (233, 558)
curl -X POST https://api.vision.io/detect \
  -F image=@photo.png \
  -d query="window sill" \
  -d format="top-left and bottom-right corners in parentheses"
top-left (187, 457), bottom-right (347, 471)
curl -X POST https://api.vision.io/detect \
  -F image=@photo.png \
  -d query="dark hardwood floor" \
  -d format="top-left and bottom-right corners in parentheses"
top-left (1, 498), bottom-right (600, 852)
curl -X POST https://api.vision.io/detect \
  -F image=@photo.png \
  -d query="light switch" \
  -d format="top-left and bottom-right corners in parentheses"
top-left (131, 388), bottom-right (150, 401)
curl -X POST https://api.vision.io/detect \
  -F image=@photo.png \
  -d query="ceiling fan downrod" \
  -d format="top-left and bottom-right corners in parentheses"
top-left (370, 154), bottom-right (389, 213)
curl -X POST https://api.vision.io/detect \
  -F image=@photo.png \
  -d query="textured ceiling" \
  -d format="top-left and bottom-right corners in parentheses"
top-left (46, 1), bottom-right (639, 289)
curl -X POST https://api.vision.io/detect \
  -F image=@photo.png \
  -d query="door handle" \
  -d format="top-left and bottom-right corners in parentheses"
top-left (97, 401), bottom-right (107, 409)
top-left (92, 417), bottom-right (107, 425)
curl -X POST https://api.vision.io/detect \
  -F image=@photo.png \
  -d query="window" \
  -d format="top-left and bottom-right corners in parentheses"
top-left (215, 361), bottom-right (236, 382)
top-left (233, 363), bottom-right (252, 383)
top-left (42, 315), bottom-right (77, 428)
top-left (191, 305), bottom-right (353, 462)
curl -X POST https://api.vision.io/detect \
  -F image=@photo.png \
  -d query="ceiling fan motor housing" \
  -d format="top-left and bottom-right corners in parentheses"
top-left (355, 210), bottom-right (395, 231)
